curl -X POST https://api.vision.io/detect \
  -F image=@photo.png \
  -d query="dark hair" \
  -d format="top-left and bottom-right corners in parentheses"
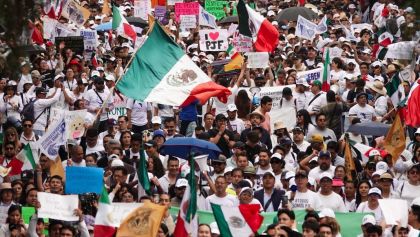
top-left (277, 208), bottom-right (295, 220)
top-left (315, 113), bottom-right (326, 122)
top-left (60, 225), bottom-right (77, 236)
top-left (113, 166), bottom-right (128, 176)
top-left (296, 109), bottom-right (311, 133)
top-left (117, 115), bottom-right (128, 122)
top-left (195, 126), bottom-right (205, 132)
top-left (326, 90), bottom-right (336, 103)
top-left (261, 96), bottom-right (273, 105)
top-left (231, 168), bottom-right (244, 177)
top-left (411, 204), bottom-right (420, 222)
top-left (259, 147), bottom-right (272, 157)
top-left (332, 57), bottom-right (343, 69)
top-left (50, 175), bottom-right (63, 183)
top-left (167, 156), bottom-right (179, 167)
top-left (304, 210), bottom-right (320, 221)
top-left (355, 180), bottom-right (372, 208)
top-left (86, 127), bottom-right (98, 138)
top-left (119, 131), bottom-right (132, 146)
top-left (302, 220), bottom-right (320, 233)
top-left (198, 223), bottom-right (211, 232)
top-left (366, 225), bottom-right (382, 235)
top-left (21, 118), bottom-right (34, 124)
top-left (6, 205), bottom-right (21, 224)
top-left (164, 117), bottom-right (176, 124)
top-left (327, 141), bottom-right (339, 152)
top-left (131, 133), bottom-right (142, 143)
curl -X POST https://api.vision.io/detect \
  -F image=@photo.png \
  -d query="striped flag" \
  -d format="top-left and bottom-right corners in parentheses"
top-left (224, 44), bottom-right (244, 72)
top-left (406, 80), bottom-right (420, 127)
top-left (322, 48), bottom-right (330, 92)
top-left (112, 5), bottom-right (136, 42)
top-left (385, 72), bottom-right (401, 107)
top-left (16, 143), bottom-right (37, 172)
top-left (94, 187), bottom-right (116, 237)
top-left (138, 147), bottom-right (151, 198)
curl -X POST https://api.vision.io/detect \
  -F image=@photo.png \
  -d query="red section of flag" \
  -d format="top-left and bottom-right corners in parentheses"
top-left (93, 225), bottom-right (116, 237)
top-left (322, 81), bottom-right (330, 92)
top-left (181, 81), bottom-right (232, 107)
top-left (255, 19), bottom-right (279, 52)
top-left (406, 82), bottom-right (420, 127)
top-left (238, 204), bottom-right (264, 233)
top-left (173, 212), bottom-right (189, 237)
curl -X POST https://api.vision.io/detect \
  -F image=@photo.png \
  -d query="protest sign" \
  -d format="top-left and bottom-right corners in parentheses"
top-left (385, 41), bottom-right (417, 60)
top-left (246, 52), bottom-right (269, 68)
top-left (155, 6), bottom-right (167, 24)
top-left (205, 0), bottom-right (227, 20)
top-left (80, 29), bottom-right (97, 52)
top-left (297, 67), bottom-right (323, 84)
top-left (199, 6), bottom-right (218, 29)
top-left (0, 206), bottom-right (8, 224)
top-left (296, 15), bottom-right (317, 40)
top-left (379, 199), bottom-right (408, 227)
top-left (107, 203), bottom-right (143, 227)
top-left (167, 0), bottom-right (183, 6)
top-left (199, 29), bottom-right (228, 51)
top-left (180, 15), bottom-right (197, 29)
top-left (326, 47), bottom-right (343, 59)
top-left (316, 15), bottom-right (328, 34)
top-left (38, 192), bottom-right (79, 221)
top-left (66, 109), bottom-right (87, 139)
top-left (43, 17), bottom-right (58, 39)
top-left (65, 167), bottom-right (104, 194)
top-left (227, 24), bottom-right (238, 36)
top-left (54, 22), bottom-right (76, 40)
top-left (108, 93), bottom-right (127, 120)
top-left (61, 0), bottom-right (91, 26)
top-left (134, 0), bottom-right (151, 19)
top-left (232, 33), bottom-right (253, 52)
top-left (38, 115), bottom-right (66, 160)
top-left (55, 36), bottom-right (84, 55)
top-left (175, 2), bottom-right (199, 22)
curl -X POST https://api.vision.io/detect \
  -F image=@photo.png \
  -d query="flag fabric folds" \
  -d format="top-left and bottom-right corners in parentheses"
top-left (112, 6), bottom-right (136, 42)
top-left (322, 48), bottom-right (330, 92)
top-left (406, 80), bottom-right (420, 127)
top-left (383, 114), bottom-right (405, 164)
top-left (94, 187), bottom-right (116, 237)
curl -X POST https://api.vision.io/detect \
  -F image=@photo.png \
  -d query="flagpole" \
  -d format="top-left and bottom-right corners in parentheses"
top-left (92, 19), bottom-right (157, 124)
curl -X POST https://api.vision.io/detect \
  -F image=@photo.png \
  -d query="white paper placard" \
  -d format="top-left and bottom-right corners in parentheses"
top-left (246, 52), bottom-right (269, 68)
top-left (199, 29), bottom-right (228, 51)
top-left (38, 192), bottom-right (79, 221)
top-left (180, 15), bottom-right (197, 29)
top-left (379, 199), bottom-right (408, 227)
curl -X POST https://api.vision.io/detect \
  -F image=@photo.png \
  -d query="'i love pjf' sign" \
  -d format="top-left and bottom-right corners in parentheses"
top-left (199, 29), bottom-right (229, 51)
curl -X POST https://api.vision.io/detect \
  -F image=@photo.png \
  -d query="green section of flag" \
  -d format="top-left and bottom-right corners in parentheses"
top-left (210, 204), bottom-right (233, 237)
top-left (186, 157), bottom-right (197, 222)
top-left (99, 186), bottom-right (110, 204)
top-left (23, 143), bottom-right (36, 169)
top-left (112, 6), bottom-right (122, 29)
top-left (386, 73), bottom-right (400, 97)
top-left (138, 147), bottom-right (151, 196)
top-left (323, 47), bottom-right (330, 83)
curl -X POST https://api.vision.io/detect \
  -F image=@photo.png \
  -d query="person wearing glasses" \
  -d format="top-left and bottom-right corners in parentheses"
top-left (19, 118), bottom-right (39, 156)
top-left (396, 164), bottom-right (420, 205)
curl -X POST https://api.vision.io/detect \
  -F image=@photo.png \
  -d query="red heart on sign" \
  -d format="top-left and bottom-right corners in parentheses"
top-left (209, 32), bottom-right (219, 41)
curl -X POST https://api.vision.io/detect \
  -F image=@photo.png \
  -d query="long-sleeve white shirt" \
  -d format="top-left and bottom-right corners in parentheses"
top-left (33, 89), bottom-right (62, 131)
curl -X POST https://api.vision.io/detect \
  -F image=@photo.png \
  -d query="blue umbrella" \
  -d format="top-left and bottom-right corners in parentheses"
top-left (347, 122), bottom-right (390, 136)
top-left (160, 137), bottom-right (221, 160)
top-left (95, 22), bottom-right (112, 31)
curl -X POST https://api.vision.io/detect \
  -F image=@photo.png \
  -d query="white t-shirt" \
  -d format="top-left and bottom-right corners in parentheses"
top-left (288, 189), bottom-right (321, 211)
top-left (356, 202), bottom-right (384, 224)
top-left (293, 91), bottom-right (311, 112)
top-left (126, 99), bottom-right (152, 126)
top-left (213, 85), bottom-right (239, 115)
top-left (348, 104), bottom-right (376, 123)
top-left (228, 117), bottom-right (245, 134)
top-left (317, 192), bottom-right (348, 212)
top-left (396, 181), bottom-right (420, 205)
top-left (85, 89), bottom-right (113, 121)
top-left (308, 166), bottom-right (336, 182)
top-left (205, 194), bottom-right (237, 210)
top-left (306, 92), bottom-right (327, 123)
top-left (307, 126), bottom-right (337, 144)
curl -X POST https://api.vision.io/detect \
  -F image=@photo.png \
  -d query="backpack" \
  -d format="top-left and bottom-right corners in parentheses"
top-left (21, 99), bottom-right (46, 122)
top-left (386, 17), bottom-right (400, 35)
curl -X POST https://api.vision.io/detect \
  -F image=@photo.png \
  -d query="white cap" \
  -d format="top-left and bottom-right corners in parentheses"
top-left (362, 214), bottom-right (376, 225)
top-left (7, 80), bottom-right (17, 86)
top-left (108, 154), bottom-right (119, 161)
top-left (175, 178), bottom-right (188, 188)
top-left (151, 116), bottom-right (162, 124)
top-left (288, 178), bottom-right (296, 188)
top-left (199, 52), bottom-right (207, 57)
top-left (412, 197), bottom-right (420, 207)
top-left (388, 4), bottom-right (398, 11)
top-left (192, 56), bottom-right (200, 62)
top-left (376, 161), bottom-right (389, 172)
top-left (319, 172), bottom-right (333, 181)
top-left (319, 208), bottom-right (335, 218)
top-left (372, 170), bottom-right (385, 177)
top-left (271, 153), bottom-right (283, 160)
top-left (227, 104), bottom-right (238, 112)
top-left (54, 73), bottom-right (64, 81)
top-left (210, 222), bottom-right (220, 235)
top-left (296, 77), bottom-right (310, 87)
top-left (368, 149), bottom-right (381, 157)
top-left (361, 48), bottom-right (371, 54)
top-left (415, 127), bottom-right (420, 134)
top-left (91, 70), bottom-right (100, 77)
top-left (349, 4), bottom-right (356, 9)
top-left (285, 171), bottom-right (295, 180)
top-left (368, 187), bottom-right (382, 196)
top-left (371, 61), bottom-right (382, 67)
top-left (267, 10), bottom-right (275, 16)
top-left (121, 42), bottom-right (131, 48)
top-left (111, 159), bottom-right (124, 167)
top-left (105, 74), bottom-right (115, 82)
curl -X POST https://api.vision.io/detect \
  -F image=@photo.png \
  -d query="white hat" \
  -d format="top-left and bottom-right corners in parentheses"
top-left (267, 10), bottom-right (275, 16)
top-left (368, 187), bottom-right (382, 196)
top-left (198, 52), bottom-right (207, 57)
top-left (362, 215), bottom-right (376, 225)
top-left (349, 4), bottom-right (356, 9)
top-left (371, 61), bottom-right (382, 67)
top-left (271, 153), bottom-right (283, 160)
top-left (227, 104), bottom-right (238, 112)
top-left (319, 208), bottom-right (335, 218)
top-left (415, 127), bottom-right (420, 134)
top-left (121, 42), bottom-right (131, 48)
top-left (296, 78), bottom-right (310, 87)
top-left (376, 161), bottom-right (389, 172)
top-left (91, 70), bottom-right (100, 77)
top-left (209, 222), bottom-right (220, 235)
top-left (319, 172), bottom-right (333, 181)
top-left (361, 48), bottom-right (371, 54)
top-left (412, 197), bottom-right (420, 207)
top-left (111, 159), bottom-right (124, 167)
top-left (285, 171), bottom-right (295, 180)
top-left (224, 166), bottom-right (234, 173)
top-left (405, 7), bottom-right (414, 13)
top-left (151, 116), bottom-right (162, 124)
top-left (372, 170), bottom-right (385, 177)
top-left (105, 74), bottom-right (115, 82)
top-left (192, 56), bottom-right (200, 62)
top-left (54, 73), bottom-right (64, 81)
top-left (175, 178), bottom-right (188, 188)
top-left (388, 4), bottom-right (398, 11)
top-left (368, 149), bottom-right (381, 157)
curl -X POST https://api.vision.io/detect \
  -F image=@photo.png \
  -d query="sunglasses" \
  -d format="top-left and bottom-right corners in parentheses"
top-left (409, 170), bottom-right (418, 175)
top-left (23, 124), bottom-right (32, 128)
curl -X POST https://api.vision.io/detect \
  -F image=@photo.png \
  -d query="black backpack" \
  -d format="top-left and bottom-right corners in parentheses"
top-left (386, 17), bottom-right (400, 35)
top-left (21, 99), bottom-right (46, 122)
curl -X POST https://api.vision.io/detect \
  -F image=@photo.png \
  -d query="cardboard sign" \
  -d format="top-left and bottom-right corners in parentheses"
top-left (199, 29), bottom-right (228, 51)
top-left (134, 0), bottom-right (151, 19)
top-left (297, 67), bottom-right (324, 84)
top-left (180, 15), bottom-right (197, 29)
top-left (175, 2), bottom-right (199, 22)
top-left (65, 167), bottom-right (104, 194)
top-left (61, 0), bottom-right (91, 26)
top-left (38, 192), bottom-right (79, 221)
top-left (246, 52), bottom-right (269, 68)
top-left (205, 0), bottom-right (227, 20)
top-left (55, 36), bottom-right (84, 55)
top-left (232, 32), bottom-right (253, 52)
top-left (296, 15), bottom-right (317, 40)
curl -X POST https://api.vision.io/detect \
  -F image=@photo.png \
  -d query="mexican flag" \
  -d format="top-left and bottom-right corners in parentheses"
top-left (224, 44), bottom-right (244, 72)
top-left (385, 72), bottom-right (401, 107)
top-left (211, 203), bottom-right (263, 237)
top-left (173, 159), bottom-right (198, 237)
top-left (138, 147), bottom-right (151, 198)
top-left (14, 143), bottom-right (36, 175)
top-left (237, 0), bottom-right (279, 52)
top-left (406, 80), bottom-right (420, 127)
top-left (116, 22), bottom-right (231, 107)
top-left (322, 48), bottom-right (330, 92)
top-left (112, 6), bottom-right (136, 42)
top-left (94, 187), bottom-right (116, 237)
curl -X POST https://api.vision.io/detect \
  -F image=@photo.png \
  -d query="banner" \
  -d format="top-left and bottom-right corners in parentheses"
top-left (79, 29), bottom-right (97, 53)
top-left (134, 0), bottom-right (151, 19)
top-left (61, 0), bottom-right (91, 26)
top-left (199, 6), bottom-right (218, 29)
top-left (43, 17), bottom-right (58, 39)
top-left (168, 207), bottom-right (365, 237)
top-left (246, 52), bottom-right (269, 68)
top-left (385, 41), bottom-right (417, 60)
top-left (38, 115), bottom-right (66, 160)
top-left (205, 0), bottom-right (227, 20)
top-left (107, 93), bottom-right (127, 120)
top-left (65, 167), bottom-right (104, 194)
top-left (175, 2), bottom-right (199, 22)
top-left (180, 15), bottom-right (197, 29)
top-left (38, 192), bottom-right (79, 221)
top-left (232, 32), bottom-right (253, 52)
top-left (199, 29), bottom-right (228, 51)
top-left (296, 67), bottom-right (323, 84)
top-left (296, 15), bottom-right (317, 40)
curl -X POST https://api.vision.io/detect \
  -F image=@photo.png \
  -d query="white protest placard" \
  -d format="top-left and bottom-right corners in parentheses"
top-left (296, 15), bottom-right (317, 40)
top-left (61, 0), bottom-right (91, 26)
top-left (39, 114), bottom-right (66, 160)
top-left (167, 0), bottom-right (183, 6)
top-left (54, 22), bottom-right (75, 40)
top-left (38, 192), bottom-right (79, 221)
top-left (199, 29), bottom-right (228, 51)
top-left (107, 93), bottom-right (127, 120)
top-left (79, 29), bottom-right (97, 52)
top-left (297, 67), bottom-right (324, 84)
top-left (43, 17), bottom-right (58, 39)
top-left (0, 206), bottom-right (8, 224)
top-left (199, 5), bottom-right (217, 29)
top-left (232, 32), bottom-right (253, 52)
top-left (385, 41), bottom-right (417, 60)
top-left (326, 47), bottom-right (343, 59)
top-left (316, 15), bottom-right (327, 34)
top-left (379, 199), bottom-right (408, 227)
top-left (246, 52), bottom-right (269, 68)
top-left (134, 0), bottom-right (151, 19)
top-left (105, 203), bottom-right (143, 227)
top-left (228, 24), bottom-right (238, 36)
top-left (180, 15), bottom-right (197, 29)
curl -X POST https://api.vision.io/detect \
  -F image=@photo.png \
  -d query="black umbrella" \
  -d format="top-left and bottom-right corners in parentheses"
top-left (347, 122), bottom-right (391, 136)
top-left (276, 7), bottom-right (318, 22)
top-left (126, 17), bottom-right (148, 28)
top-left (219, 15), bottom-right (238, 24)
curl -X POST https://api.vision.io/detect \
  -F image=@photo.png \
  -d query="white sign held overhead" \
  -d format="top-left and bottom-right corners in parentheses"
top-left (180, 15), bottom-right (197, 29)
top-left (134, 0), bottom-right (151, 19)
top-left (199, 6), bottom-right (218, 29)
top-left (246, 52), bottom-right (269, 68)
top-left (80, 29), bottom-right (97, 52)
top-left (37, 192), bottom-right (79, 222)
top-left (297, 67), bottom-right (324, 84)
top-left (199, 29), bottom-right (229, 51)
top-left (296, 15), bottom-right (317, 40)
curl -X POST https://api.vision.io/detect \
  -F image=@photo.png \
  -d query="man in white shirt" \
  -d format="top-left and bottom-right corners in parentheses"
top-left (308, 151), bottom-right (336, 182)
top-left (33, 85), bottom-right (62, 136)
top-left (85, 77), bottom-right (114, 132)
top-left (294, 78), bottom-right (311, 111)
top-left (205, 176), bottom-right (236, 210)
top-left (292, 127), bottom-right (310, 153)
top-left (158, 155), bottom-right (179, 193)
top-left (367, 81), bottom-right (388, 119)
top-left (210, 155), bottom-right (227, 181)
top-left (62, 145), bottom-right (86, 168)
top-left (348, 92), bottom-right (376, 123)
top-left (306, 80), bottom-right (327, 124)
top-left (317, 172), bottom-right (347, 212)
top-left (226, 104), bottom-right (245, 135)
top-left (289, 170), bottom-right (321, 211)
top-left (307, 113), bottom-right (337, 144)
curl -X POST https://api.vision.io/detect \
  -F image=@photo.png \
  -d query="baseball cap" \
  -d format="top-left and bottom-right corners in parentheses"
top-left (227, 104), bottom-right (238, 112)
top-left (319, 151), bottom-right (331, 158)
top-left (213, 154), bottom-right (227, 163)
top-left (412, 197), bottom-right (420, 207)
top-left (319, 172), bottom-right (333, 181)
top-left (415, 127), bottom-right (420, 134)
top-left (292, 127), bottom-right (304, 133)
top-left (368, 187), bottom-right (382, 196)
top-left (243, 166), bottom-right (256, 176)
top-left (97, 67), bottom-right (105, 72)
top-left (91, 70), bottom-right (100, 78)
top-left (371, 61), bottom-right (382, 68)
top-left (151, 116), bottom-right (162, 124)
top-left (312, 80), bottom-right (322, 88)
top-left (263, 171), bottom-right (276, 178)
top-left (379, 172), bottom-right (393, 180)
top-left (376, 161), bottom-right (389, 172)
top-left (111, 159), bottom-right (124, 167)
top-left (372, 170), bottom-right (385, 177)
top-left (349, 3), bottom-right (356, 9)
top-left (284, 171), bottom-right (295, 180)
top-left (368, 149), bottom-right (381, 157)
top-left (362, 215), bottom-right (376, 225)
top-left (107, 118), bottom-right (117, 126)
top-left (153, 130), bottom-right (165, 139)
top-left (105, 74), bottom-right (115, 82)
top-left (31, 70), bottom-right (41, 78)
top-left (267, 10), bottom-right (275, 16)
top-left (144, 140), bottom-right (157, 147)
top-left (175, 178), bottom-right (188, 188)
top-left (271, 153), bottom-right (283, 161)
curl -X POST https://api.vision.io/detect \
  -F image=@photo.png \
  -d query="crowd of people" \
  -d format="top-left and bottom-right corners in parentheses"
top-left (0, 0), bottom-right (419, 236)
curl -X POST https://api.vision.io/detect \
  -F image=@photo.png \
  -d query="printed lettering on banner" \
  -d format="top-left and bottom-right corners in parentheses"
top-left (180, 15), bottom-right (197, 29)
top-left (134, 0), bottom-right (151, 19)
top-left (232, 32), bottom-right (253, 52)
top-left (107, 93), bottom-right (127, 120)
top-left (205, 0), bottom-right (227, 20)
top-left (175, 2), bottom-right (199, 22)
top-left (155, 6), bottom-right (167, 24)
top-left (37, 192), bottom-right (79, 221)
top-left (297, 67), bottom-right (323, 84)
top-left (199, 29), bottom-right (228, 51)
top-left (80, 29), bottom-right (97, 53)
top-left (325, 47), bottom-right (343, 59)
top-left (296, 15), bottom-right (317, 40)
top-left (246, 52), bottom-right (269, 68)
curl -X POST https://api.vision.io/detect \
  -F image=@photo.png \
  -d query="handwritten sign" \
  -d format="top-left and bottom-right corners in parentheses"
top-left (38, 116), bottom-right (66, 160)
top-left (106, 203), bottom-right (143, 227)
top-left (65, 167), bottom-right (104, 194)
top-left (297, 67), bottom-right (323, 84)
top-left (175, 2), bottom-right (199, 22)
top-left (38, 192), bottom-right (79, 221)
top-left (180, 15), bottom-right (197, 29)
top-left (199, 29), bottom-right (228, 51)
top-left (134, 0), bottom-right (151, 19)
top-left (205, 0), bottom-right (227, 20)
top-left (246, 52), bottom-right (269, 68)
top-left (296, 15), bottom-right (317, 40)
top-left (232, 32), bottom-right (253, 52)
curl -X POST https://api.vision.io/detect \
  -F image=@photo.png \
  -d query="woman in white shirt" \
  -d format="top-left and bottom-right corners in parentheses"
top-left (396, 164), bottom-right (420, 205)
top-left (0, 82), bottom-right (22, 126)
